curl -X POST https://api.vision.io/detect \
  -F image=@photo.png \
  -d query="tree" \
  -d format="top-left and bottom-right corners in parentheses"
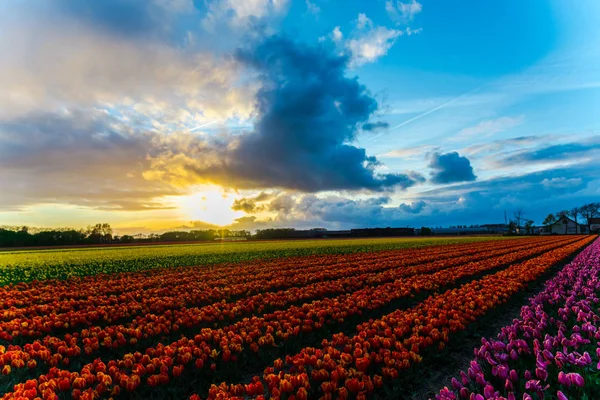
top-left (542, 213), bottom-right (556, 226)
top-left (557, 210), bottom-right (569, 234)
top-left (86, 223), bottom-right (113, 243)
top-left (508, 220), bottom-right (517, 234)
top-left (569, 207), bottom-right (580, 234)
top-left (580, 202), bottom-right (600, 233)
top-left (513, 210), bottom-right (524, 234)
top-left (524, 220), bottom-right (534, 235)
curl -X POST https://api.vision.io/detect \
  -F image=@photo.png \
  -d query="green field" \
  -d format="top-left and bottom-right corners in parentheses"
top-left (0, 236), bottom-right (508, 285)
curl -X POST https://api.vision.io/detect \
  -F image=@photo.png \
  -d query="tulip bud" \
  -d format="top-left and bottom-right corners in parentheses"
top-left (557, 371), bottom-right (571, 387)
top-left (557, 390), bottom-right (568, 400)
top-left (569, 372), bottom-right (584, 388)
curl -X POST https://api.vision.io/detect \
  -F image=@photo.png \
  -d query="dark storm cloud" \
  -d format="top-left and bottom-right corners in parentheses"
top-left (184, 35), bottom-right (422, 192)
top-left (362, 121), bottom-right (390, 131)
top-left (428, 151), bottom-right (476, 184)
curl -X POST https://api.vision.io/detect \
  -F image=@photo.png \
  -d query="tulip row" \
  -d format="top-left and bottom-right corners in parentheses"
top-left (0, 237), bottom-right (566, 344)
top-left (2, 238), bottom-right (520, 310)
top-left (0, 237), bottom-right (588, 399)
top-left (4, 237), bottom-right (566, 344)
top-left (2, 237), bottom-right (506, 286)
top-left (197, 236), bottom-right (594, 400)
top-left (1, 237), bottom-right (575, 378)
top-left (0, 237), bottom-right (540, 320)
top-left (435, 236), bottom-right (600, 400)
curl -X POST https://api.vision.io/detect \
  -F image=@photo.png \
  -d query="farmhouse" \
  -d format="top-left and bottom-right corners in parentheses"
top-left (541, 216), bottom-right (589, 235)
top-left (590, 218), bottom-right (600, 233)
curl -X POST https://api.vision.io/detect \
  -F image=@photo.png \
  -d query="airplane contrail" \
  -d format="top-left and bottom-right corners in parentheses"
top-left (368, 86), bottom-right (482, 142)
top-left (186, 120), bottom-right (218, 133)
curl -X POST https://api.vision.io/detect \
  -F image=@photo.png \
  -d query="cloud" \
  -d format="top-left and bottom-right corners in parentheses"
top-left (457, 115), bottom-right (525, 138)
top-left (201, 0), bottom-right (289, 32)
top-left (462, 135), bottom-right (554, 156)
top-left (0, 110), bottom-right (179, 210)
top-left (54, 0), bottom-right (194, 39)
top-left (416, 160), bottom-right (600, 225)
top-left (385, 0), bottom-right (423, 25)
top-left (149, 35), bottom-right (424, 192)
top-left (305, 0), bottom-right (320, 15)
top-left (541, 177), bottom-right (583, 189)
top-left (0, 3), bottom-right (254, 122)
top-left (399, 200), bottom-right (426, 214)
top-left (231, 191), bottom-right (276, 213)
top-left (497, 137), bottom-right (600, 166)
top-left (380, 144), bottom-right (437, 158)
top-left (428, 152), bottom-right (477, 184)
top-left (346, 14), bottom-right (403, 66)
top-left (332, 26), bottom-right (343, 42)
top-left (362, 121), bottom-right (390, 131)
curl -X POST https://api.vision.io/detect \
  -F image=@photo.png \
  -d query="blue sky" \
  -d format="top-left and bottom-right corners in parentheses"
top-left (0, 0), bottom-right (599, 233)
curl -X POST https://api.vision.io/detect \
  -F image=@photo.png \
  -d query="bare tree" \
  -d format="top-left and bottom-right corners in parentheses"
top-left (513, 210), bottom-right (524, 234)
top-left (570, 207), bottom-right (580, 234)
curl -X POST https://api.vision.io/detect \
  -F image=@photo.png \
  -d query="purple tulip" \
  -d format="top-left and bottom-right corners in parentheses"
top-left (535, 367), bottom-right (548, 381)
top-left (569, 372), bottom-right (585, 388)
top-left (483, 385), bottom-right (494, 398)
top-left (558, 371), bottom-right (571, 387)
top-left (451, 378), bottom-right (462, 390)
top-left (557, 391), bottom-right (568, 400)
top-left (505, 378), bottom-right (514, 391)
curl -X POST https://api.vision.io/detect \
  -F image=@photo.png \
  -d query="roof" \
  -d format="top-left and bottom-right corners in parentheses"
top-left (590, 218), bottom-right (600, 224)
top-left (550, 216), bottom-right (583, 226)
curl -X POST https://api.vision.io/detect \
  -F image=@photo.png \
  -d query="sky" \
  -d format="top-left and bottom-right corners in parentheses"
top-left (0, 0), bottom-right (599, 234)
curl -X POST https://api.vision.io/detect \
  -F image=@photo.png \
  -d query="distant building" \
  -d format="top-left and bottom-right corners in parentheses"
top-left (350, 227), bottom-right (415, 237)
top-left (541, 217), bottom-right (589, 235)
top-left (590, 218), bottom-right (600, 232)
top-left (432, 227), bottom-right (489, 235)
top-left (480, 224), bottom-right (510, 233)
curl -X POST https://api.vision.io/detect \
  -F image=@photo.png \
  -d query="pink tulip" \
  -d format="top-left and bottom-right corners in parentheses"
top-left (569, 372), bottom-right (585, 388)
top-left (557, 371), bottom-right (571, 387)
top-left (557, 391), bottom-right (568, 400)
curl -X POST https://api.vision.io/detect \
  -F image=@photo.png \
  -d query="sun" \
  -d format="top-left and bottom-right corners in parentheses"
top-left (170, 188), bottom-right (243, 226)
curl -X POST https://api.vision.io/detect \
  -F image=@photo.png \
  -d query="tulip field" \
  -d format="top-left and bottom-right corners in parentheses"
top-left (0, 235), bottom-right (597, 399)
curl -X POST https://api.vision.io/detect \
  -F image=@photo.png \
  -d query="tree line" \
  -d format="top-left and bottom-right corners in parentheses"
top-left (0, 224), bottom-right (251, 247)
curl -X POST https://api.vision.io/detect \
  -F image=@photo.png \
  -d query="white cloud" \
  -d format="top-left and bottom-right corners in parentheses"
top-left (332, 26), bottom-right (343, 42)
top-left (356, 13), bottom-right (373, 29)
top-left (0, 6), bottom-right (256, 123)
top-left (541, 177), bottom-right (583, 189)
top-left (344, 13), bottom-right (422, 67)
top-left (457, 115), bottom-right (525, 138)
top-left (386, 0), bottom-right (423, 25)
top-left (346, 14), bottom-right (402, 66)
top-left (380, 145), bottom-right (437, 159)
top-left (201, 0), bottom-right (289, 31)
top-left (306, 0), bottom-right (320, 15)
